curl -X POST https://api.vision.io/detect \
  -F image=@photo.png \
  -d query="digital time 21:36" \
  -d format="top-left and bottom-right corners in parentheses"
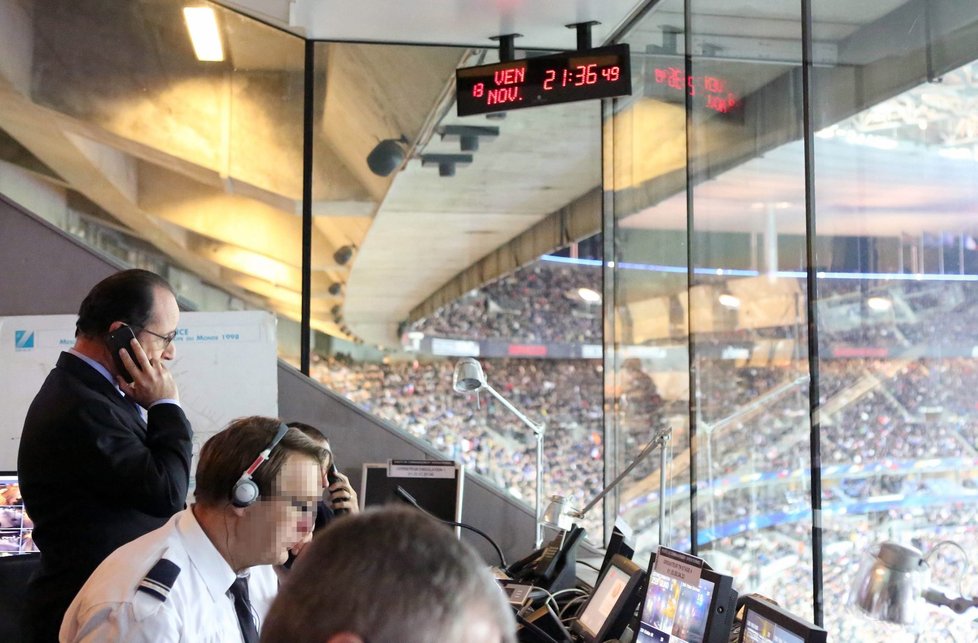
top-left (470, 62), bottom-right (623, 107)
top-left (454, 45), bottom-right (631, 116)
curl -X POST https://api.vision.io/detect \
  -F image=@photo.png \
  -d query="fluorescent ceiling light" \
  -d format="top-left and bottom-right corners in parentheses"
top-left (183, 7), bottom-right (224, 62)
top-left (208, 244), bottom-right (293, 285)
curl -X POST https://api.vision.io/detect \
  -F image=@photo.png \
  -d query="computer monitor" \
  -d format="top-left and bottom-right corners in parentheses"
top-left (361, 460), bottom-right (464, 526)
top-left (599, 525), bottom-right (635, 578)
top-left (738, 596), bottom-right (827, 643)
top-left (572, 554), bottom-right (645, 643)
top-left (635, 551), bottom-right (738, 643)
top-left (0, 472), bottom-right (37, 556)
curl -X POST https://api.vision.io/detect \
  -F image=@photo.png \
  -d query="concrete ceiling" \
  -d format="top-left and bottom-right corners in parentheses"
top-left (2, 0), bottom-right (976, 349)
top-left (220, 0), bottom-right (646, 49)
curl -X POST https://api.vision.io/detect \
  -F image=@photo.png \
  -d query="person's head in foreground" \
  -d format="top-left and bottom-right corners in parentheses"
top-left (260, 506), bottom-right (517, 643)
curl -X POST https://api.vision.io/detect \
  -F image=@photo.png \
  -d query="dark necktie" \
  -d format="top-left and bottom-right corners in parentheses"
top-left (229, 576), bottom-right (259, 643)
top-left (121, 392), bottom-right (146, 420)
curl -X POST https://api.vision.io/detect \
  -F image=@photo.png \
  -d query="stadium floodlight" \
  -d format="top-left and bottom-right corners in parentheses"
top-left (849, 540), bottom-right (978, 626)
top-left (452, 357), bottom-right (546, 547)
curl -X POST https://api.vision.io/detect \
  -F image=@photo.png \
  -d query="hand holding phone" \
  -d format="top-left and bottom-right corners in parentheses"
top-left (106, 326), bottom-right (140, 383)
top-left (325, 461), bottom-right (359, 516)
top-left (105, 324), bottom-right (180, 405)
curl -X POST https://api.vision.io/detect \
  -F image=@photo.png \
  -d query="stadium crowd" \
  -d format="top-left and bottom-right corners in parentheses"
top-left (310, 273), bottom-right (978, 640)
top-left (310, 355), bottom-right (605, 533)
top-left (408, 260), bottom-right (601, 344)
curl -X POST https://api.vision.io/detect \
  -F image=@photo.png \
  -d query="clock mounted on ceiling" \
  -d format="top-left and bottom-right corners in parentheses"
top-left (456, 44), bottom-right (632, 116)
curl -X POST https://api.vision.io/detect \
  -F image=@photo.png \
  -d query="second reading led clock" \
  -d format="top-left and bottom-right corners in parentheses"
top-left (456, 44), bottom-right (631, 116)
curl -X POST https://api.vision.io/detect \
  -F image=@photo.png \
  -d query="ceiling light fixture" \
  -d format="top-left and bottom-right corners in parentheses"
top-left (183, 7), bottom-right (224, 62)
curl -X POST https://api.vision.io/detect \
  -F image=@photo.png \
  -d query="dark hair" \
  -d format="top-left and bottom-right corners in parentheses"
top-left (285, 421), bottom-right (330, 445)
top-left (194, 416), bottom-right (329, 507)
top-left (286, 422), bottom-right (332, 468)
top-left (261, 507), bottom-right (516, 643)
top-left (75, 269), bottom-right (176, 337)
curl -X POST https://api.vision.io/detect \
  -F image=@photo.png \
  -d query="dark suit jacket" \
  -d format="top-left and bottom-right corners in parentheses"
top-left (17, 352), bottom-right (193, 642)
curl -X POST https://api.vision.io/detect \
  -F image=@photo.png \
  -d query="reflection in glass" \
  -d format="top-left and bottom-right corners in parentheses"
top-left (615, 0), bottom-right (978, 640)
top-left (315, 256), bottom-right (606, 537)
top-left (812, 2), bottom-right (978, 636)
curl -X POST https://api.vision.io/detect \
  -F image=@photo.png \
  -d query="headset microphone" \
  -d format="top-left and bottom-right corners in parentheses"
top-left (231, 422), bottom-right (290, 508)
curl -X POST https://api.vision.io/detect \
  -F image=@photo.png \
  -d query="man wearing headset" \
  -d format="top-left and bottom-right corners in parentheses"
top-left (61, 417), bottom-right (327, 642)
top-left (18, 269), bottom-right (193, 642)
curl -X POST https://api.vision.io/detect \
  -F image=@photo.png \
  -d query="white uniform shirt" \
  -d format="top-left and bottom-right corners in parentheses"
top-left (60, 508), bottom-right (278, 642)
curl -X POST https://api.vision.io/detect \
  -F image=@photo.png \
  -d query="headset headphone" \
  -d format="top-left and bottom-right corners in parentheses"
top-left (230, 422), bottom-right (291, 508)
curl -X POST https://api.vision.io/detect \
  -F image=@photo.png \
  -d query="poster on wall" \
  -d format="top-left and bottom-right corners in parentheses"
top-left (0, 311), bottom-right (279, 477)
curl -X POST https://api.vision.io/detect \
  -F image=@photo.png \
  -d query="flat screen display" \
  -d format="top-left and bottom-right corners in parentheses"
top-left (361, 461), bottom-right (464, 525)
top-left (636, 567), bottom-right (716, 643)
top-left (0, 472), bottom-right (37, 556)
top-left (742, 611), bottom-right (804, 643)
top-left (579, 564), bottom-right (631, 636)
top-left (737, 596), bottom-right (826, 643)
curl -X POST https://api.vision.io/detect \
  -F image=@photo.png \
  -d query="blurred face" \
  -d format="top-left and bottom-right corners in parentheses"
top-left (316, 439), bottom-right (333, 488)
top-left (238, 454), bottom-right (321, 567)
top-left (136, 286), bottom-right (180, 362)
top-left (295, 433), bottom-right (332, 488)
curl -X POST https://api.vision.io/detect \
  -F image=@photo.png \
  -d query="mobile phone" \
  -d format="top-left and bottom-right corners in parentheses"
top-left (326, 462), bottom-right (349, 516)
top-left (106, 326), bottom-right (140, 383)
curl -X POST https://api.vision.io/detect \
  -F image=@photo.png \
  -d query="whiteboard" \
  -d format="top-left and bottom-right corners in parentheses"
top-left (0, 311), bottom-right (279, 473)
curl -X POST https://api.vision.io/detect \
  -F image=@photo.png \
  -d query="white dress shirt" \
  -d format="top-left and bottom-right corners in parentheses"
top-left (60, 508), bottom-right (277, 642)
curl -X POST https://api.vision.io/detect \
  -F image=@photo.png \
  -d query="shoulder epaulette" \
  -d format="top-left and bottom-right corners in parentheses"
top-left (136, 558), bottom-right (181, 603)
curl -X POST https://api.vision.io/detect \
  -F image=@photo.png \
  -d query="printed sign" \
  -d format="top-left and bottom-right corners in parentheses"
top-left (0, 311), bottom-right (279, 473)
top-left (652, 546), bottom-right (704, 587)
top-left (389, 460), bottom-right (458, 479)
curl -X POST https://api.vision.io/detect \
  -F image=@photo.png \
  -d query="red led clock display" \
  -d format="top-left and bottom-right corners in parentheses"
top-left (456, 44), bottom-right (631, 116)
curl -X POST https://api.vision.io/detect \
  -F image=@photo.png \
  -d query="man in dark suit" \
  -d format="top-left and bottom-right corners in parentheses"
top-left (17, 269), bottom-right (193, 642)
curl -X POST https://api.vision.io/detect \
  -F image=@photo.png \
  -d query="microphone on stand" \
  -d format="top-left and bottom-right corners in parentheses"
top-left (567, 426), bottom-right (672, 543)
top-left (393, 485), bottom-right (507, 568)
top-left (566, 426), bottom-right (673, 523)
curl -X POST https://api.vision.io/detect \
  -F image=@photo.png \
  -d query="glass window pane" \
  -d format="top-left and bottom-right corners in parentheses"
top-left (310, 42), bottom-right (607, 538)
top-left (813, 1), bottom-right (978, 640)
top-left (613, 7), bottom-right (814, 621)
top-left (610, 0), bottom-right (693, 558)
top-left (685, 0), bottom-right (813, 617)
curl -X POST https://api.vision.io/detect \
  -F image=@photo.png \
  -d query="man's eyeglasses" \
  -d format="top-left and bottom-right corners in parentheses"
top-left (137, 327), bottom-right (177, 348)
